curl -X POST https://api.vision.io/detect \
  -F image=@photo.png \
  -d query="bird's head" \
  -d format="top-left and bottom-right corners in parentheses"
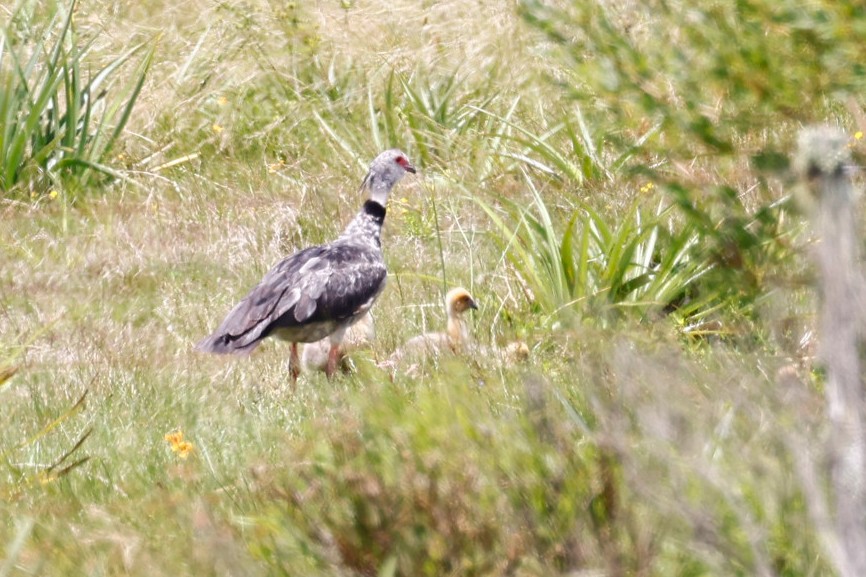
top-left (361, 149), bottom-right (416, 206)
top-left (445, 287), bottom-right (478, 316)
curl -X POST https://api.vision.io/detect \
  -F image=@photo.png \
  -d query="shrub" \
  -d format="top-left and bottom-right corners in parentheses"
top-left (247, 376), bottom-right (632, 576)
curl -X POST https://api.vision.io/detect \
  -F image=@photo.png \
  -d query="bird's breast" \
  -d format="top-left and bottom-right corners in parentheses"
top-left (270, 320), bottom-right (341, 344)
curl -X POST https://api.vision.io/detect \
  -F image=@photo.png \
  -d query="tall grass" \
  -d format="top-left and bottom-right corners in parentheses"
top-left (0, 0), bottom-right (154, 195)
top-left (1, 392), bottom-right (91, 500)
top-left (475, 173), bottom-right (720, 326)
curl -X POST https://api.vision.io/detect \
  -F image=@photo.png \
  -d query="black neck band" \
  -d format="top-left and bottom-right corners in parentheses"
top-left (362, 200), bottom-right (386, 224)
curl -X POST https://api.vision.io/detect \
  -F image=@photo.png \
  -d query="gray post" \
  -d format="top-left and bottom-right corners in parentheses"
top-left (795, 125), bottom-right (866, 577)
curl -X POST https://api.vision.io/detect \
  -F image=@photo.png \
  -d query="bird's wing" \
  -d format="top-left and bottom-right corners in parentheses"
top-left (388, 332), bottom-right (449, 364)
top-left (197, 243), bottom-right (386, 354)
top-left (306, 243), bottom-right (387, 322)
top-left (196, 245), bottom-right (330, 353)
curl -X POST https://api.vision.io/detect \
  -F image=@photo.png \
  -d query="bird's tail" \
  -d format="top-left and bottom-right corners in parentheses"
top-left (195, 332), bottom-right (259, 356)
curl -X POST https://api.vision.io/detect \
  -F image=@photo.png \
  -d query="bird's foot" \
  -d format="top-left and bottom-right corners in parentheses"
top-left (290, 343), bottom-right (301, 385)
top-left (325, 344), bottom-right (342, 379)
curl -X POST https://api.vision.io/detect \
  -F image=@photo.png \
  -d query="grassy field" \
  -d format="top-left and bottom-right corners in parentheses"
top-left (1, 0), bottom-right (862, 575)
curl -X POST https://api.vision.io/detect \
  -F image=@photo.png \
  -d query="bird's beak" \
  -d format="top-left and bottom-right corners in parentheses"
top-left (405, 164), bottom-right (417, 174)
top-left (468, 298), bottom-right (479, 310)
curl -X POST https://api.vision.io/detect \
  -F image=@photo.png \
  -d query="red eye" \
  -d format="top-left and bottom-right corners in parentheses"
top-left (394, 155), bottom-right (416, 174)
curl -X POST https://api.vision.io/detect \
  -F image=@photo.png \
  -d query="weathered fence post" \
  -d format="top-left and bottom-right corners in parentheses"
top-left (795, 125), bottom-right (866, 577)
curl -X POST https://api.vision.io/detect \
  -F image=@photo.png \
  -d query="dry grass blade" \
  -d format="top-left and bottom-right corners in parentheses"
top-left (0, 365), bottom-right (18, 387)
top-left (0, 390), bottom-right (88, 461)
top-left (0, 517), bottom-right (34, 577)
top-left (795, 125), bottom-right (866, 577)
top-left (42, 427), bottom-right (93, 479)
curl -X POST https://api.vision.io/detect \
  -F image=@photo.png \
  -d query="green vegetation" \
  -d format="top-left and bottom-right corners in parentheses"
top-left (475, 183), bottom-right (716, 325)
top-left (1, 0), bottom-right (863, 575)
top-left (0, 0), bottom-right (154, 195)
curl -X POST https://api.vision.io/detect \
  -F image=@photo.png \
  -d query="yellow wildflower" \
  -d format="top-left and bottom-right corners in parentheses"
top-left (174, 441), bottom-right (194, 459)
top-left (639, 182), bottom-right (655, 194)
top-left (48, 190), bottom-right (58, 200)
top-left (217, 96), bottom-right (228, 106)
top-left (212, 123), bottom-right (224, 134)
top-left (855, 131), bottom-right (863, 141)
top-left (165, 430), bottom-right (183, 445)
top-left (165, 430), bottom-right (195, 459)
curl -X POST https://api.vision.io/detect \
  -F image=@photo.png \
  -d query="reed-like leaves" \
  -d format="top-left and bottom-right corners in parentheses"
top-left (0, 0), bottom-right (154, 194)
top-left (475, 175), bottom-right (721, 324)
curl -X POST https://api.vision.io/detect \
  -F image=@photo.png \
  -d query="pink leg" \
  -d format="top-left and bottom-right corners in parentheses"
top-left (290, 343), bottom-right (300, 382)
top-left (325, 343), bottom-right (341, 379)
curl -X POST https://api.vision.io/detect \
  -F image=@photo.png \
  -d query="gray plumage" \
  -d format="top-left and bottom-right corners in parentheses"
top-left (196, 149), bottom-right (415, 376)
top-left (301, 311), bottom-right (375, 373)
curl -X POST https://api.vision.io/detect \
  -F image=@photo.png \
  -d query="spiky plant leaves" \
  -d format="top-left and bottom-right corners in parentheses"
top-left (475, 178), bottom-right (725, 325)
top-left (0, 0), bottom-right (154, 195)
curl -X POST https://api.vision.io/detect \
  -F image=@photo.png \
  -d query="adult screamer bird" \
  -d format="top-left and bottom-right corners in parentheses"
top-left (196, 149), bottom-right (415, 379)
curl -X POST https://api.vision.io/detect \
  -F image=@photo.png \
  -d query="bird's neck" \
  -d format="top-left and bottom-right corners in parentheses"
top-left (339, 200), bottom-right (386, 247)
top-left (446, 314), bottom-right (470, 347)
top-left (367, 175), bottom-right (393, 207)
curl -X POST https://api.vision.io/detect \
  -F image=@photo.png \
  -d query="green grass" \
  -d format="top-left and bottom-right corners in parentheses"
top-left (0, 0), bottom-right (856, 575)
top-left (0, 0), bottom-right (154, 196)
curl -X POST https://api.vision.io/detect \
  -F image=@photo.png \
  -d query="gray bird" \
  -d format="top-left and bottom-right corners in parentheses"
top-left (196, 149), bottom-right (415, 378)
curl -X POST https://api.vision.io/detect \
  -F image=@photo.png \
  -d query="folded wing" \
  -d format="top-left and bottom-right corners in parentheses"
top-left (196, 243), bottom-right (386, 354)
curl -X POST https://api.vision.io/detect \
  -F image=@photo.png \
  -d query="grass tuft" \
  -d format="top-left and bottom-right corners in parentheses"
top-left (1, 0), bottom-right (155, 196)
